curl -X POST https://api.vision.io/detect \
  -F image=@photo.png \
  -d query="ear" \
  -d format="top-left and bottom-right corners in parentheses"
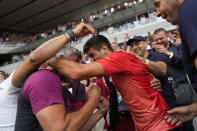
top-left (101, 44), bottom-right (108, 55)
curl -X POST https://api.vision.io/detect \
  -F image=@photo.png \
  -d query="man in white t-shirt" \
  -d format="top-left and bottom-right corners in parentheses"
top-left (0, 23), bottom-right (96, 131)
top-left (0, 71), bottom-right (20, 130)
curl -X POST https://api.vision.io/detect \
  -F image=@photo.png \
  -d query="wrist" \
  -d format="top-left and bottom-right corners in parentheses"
top-left (65, 30), bottom-right (76, 41)
top-left (95, 109), bottom-right (106, 116)
top-left (88, 96), bottom-right (100, 103)
top-left (63, 33), bottom-right (71, 42)
top-left (167, 51), bottom-right (171, 56)
top-left (167, 51), bottom-right (173, 58)
top-left (143, 59), bottom-right (150, 68)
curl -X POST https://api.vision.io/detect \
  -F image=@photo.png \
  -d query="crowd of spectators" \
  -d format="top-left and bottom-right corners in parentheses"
top-left (0, 18), bottom-right (197, 131)
top-left (1, 0), bottom-right (197, 131)
top-left (0, 0), bottom-right (155, 48)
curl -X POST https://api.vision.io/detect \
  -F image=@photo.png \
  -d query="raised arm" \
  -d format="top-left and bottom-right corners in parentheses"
top-left (12, 23), bottom-right (95, 87)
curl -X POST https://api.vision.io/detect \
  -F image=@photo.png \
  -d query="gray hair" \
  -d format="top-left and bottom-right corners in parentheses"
top-left (56, 45), bottom-right (81, 58)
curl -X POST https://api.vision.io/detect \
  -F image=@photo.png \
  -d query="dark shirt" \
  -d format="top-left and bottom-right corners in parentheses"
top-left (71, 80), bottom-right (86, 110)
top-left (179, 0), bottom-right (197, 92)
top-left (147, 50), bottom-right (175, 108)
top-left (166, 43), bottom-right (188, 84)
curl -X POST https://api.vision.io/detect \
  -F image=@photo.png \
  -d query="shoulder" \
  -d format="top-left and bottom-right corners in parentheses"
top-left (0, 70), bottom-right (20, 93)
top-left (23, 70), bottom-right (62, 100)
top-left (28, 69), bottom-right (60, 81)
top-left (148, 51), bottom-right (167, 62)
top-left (179, 0), bottom-right (197, 21)
top-left (107, 51), bottom-right (135, 60)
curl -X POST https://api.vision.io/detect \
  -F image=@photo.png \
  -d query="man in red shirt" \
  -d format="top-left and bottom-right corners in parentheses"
top-left (54, 35), bottom-right (176, 131)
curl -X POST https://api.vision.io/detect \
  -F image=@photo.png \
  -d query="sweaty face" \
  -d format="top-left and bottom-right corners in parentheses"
top-left (87, 47), bottom-right (106, 61)
top-left (154, 0), bottom-right (179, 25)
top-left (131, 41), bottom-right (147, 57)
top-left (154, 31), bottom-right (168, 47)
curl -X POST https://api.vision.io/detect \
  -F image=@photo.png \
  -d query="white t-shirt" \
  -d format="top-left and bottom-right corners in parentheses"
top-left (0, 71), bottom-right (21, 130)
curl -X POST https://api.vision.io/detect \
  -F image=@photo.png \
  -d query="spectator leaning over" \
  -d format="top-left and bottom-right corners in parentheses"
top-left (129, 35), bottom-right (194, 130)
top-left (15, 47), bottom-right (109, 131)
top-left (153, 0), bottom-right (197, 127)
top-left (0, 22), bottom-right (94, 131)
top-left (53, 35), bottom-right (177, 131)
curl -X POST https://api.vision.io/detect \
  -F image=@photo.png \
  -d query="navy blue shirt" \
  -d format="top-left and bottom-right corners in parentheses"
top-left (147, 50), bottom-right (175, 108)
top-left (179, 0), bottom-right (197, 92)
top-left (166, 43), bottom-right (187, 84)
top-left (66, 24), bottom-right (72, 30)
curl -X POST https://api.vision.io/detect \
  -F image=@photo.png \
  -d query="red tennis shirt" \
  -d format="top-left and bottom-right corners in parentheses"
top-left (96, 51), bottom-right (176, 131)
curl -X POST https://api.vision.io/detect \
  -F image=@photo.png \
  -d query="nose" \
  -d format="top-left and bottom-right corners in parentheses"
top-left (131, 45), bottom-right (137, 52)
top-left (156, 9), bottom-right (161, 17)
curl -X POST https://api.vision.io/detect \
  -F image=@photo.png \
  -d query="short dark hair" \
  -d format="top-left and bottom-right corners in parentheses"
top-left (0, 70), bottom-right (5, 74)
top-left (83, 35), bottom-right (113, 53)
top-left (154, 28), bottom-right (167, 35)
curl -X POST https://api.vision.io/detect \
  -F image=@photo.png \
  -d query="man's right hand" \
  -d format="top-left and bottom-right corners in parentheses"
top-left (87, 83), bottom-right (101, 102)
top-left (73, 23), bottom-right (95, 38)
top-left (164, 103), bottom-right (197, 126)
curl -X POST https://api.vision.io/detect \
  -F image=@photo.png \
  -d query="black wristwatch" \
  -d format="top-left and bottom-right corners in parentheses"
top-left (66, 30), bottom-right (75, 41)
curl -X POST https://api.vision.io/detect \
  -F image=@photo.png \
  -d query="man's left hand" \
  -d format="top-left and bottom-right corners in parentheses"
top-left (155, 45), bottom-right (168, 56)
top-left (150, 77), bottom-right (162, 92)
top-left (97, 96), bottom-right (109, 114)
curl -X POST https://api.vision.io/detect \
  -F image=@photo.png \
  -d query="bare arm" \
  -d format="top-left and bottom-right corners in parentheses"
top-left (36, 84), bottom-right (101, 131)
top-left (147, 60), bottom-right (167, 76)
top-left (11, 23), bottom-right (95, 87)
top-left (55, 58), bottom-right (105, 80)
top-left (135, 55), bottom-right (167, 76)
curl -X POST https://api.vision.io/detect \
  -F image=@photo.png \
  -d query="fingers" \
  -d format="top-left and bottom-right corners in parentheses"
top-left (171, 118), bottom-right (179, 125)
top-left (164, 114), bottom-right (183, 126)
top-left (152, 86), bottom-right (162, 91)
top-left (176, 120), bottom-right (183, 126)
top-left (150, 78), bottom-right (162, 91)
top-left (166, 115), bottom-right (173, 123)
top-left (73, 23), bottom-right (95, 38)
top-left (83, 23), bottom-right (96, 34)
top-left (155, 48), bottom-right (164, 52)
top-left (88, 82), bottom-right (96, 88)
top-left (150, 82), bottom-right (160, 88)
top-left (167, 107), bottom-right (183, 114)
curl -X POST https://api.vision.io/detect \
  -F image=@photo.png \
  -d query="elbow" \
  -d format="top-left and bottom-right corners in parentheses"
top-left (27, 51), bottom-right (41, 67)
